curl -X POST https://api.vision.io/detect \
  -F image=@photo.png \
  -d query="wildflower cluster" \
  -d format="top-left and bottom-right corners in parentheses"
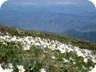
top-left (0, 32), bottom-right (96, 72)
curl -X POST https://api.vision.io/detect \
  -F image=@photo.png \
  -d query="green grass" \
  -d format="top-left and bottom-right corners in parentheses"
top-left (0, 24), bottom-right (96, 72)
top-left (0, 41), bottom-right (95, 72)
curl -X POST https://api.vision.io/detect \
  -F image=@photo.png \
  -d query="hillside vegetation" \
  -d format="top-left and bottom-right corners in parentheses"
top-left (0, 24), bottom-right (96, 72)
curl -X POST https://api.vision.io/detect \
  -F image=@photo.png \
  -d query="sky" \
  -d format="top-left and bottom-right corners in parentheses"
top-left (0, 0), bottom-right (96, 13)
top-left (5, 0), bottom-right (95, 7)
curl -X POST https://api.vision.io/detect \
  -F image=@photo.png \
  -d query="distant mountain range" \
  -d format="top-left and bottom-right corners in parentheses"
top-left (0, 4), bottom-right (96, 42)
top-left (64, 30), bottom-right (96, 43)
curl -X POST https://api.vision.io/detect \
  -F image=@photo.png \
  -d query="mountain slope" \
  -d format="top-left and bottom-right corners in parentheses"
top-left (0, 11), bottom-right (96, 32)
top-left (0, 24), bottom-right (96, 72)
top-left (1, 4), bottom-right (96, 32)
top-left (0, 5), bottom-right (96, 43)
top-left (64, 30), bottom-right (96, 43)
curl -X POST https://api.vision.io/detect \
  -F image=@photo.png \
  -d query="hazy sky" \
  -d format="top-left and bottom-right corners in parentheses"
top-left (1, 0), bottom-right (95, 13)
top-left (7, 0), bottom-right (93, 6)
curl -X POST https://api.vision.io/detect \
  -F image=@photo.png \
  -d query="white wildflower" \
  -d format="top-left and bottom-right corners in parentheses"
top-left (4, 68), bottom-right (13, 72)
top-left (17, 65), bottom-right (25, 72)
top-left (0, 64), bottom-right (13, 72)
top-left (51, 56), bottom-right (56, 59)
top-left (90, 65), bottom-right (96, 72)
top-left (23, 44), bottom-right (30, 51)
top-left (84, 58), bottom-right (88, 63)
top-left (63, 58), bottom-right (70, 63)
top-left (40, 68), bottom-right (46, 72)
top-left (0, 64), bottom-right (5, 72)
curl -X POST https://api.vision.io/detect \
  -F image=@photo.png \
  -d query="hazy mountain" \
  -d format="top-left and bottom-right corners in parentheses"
top-left (0, 2), bottom-right (96, 42)
top-left (0, 7), bottom-right (96, 32)
top-left (64, 30), bottom-right (96, 42)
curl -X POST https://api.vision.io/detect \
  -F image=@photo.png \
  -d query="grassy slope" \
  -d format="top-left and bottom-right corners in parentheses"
top-left (0, 24), bottom-right (96, 51)
top-left (0, 24), bottom-right (96, 72)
